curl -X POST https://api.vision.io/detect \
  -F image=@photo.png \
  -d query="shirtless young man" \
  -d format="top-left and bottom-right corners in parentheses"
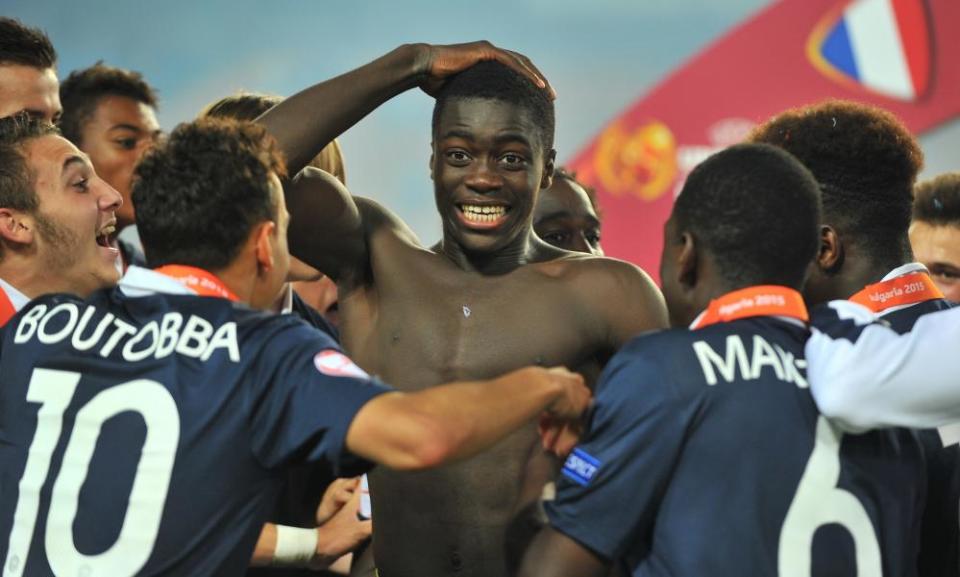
top-left (258, 42), bottom-right (667, 577)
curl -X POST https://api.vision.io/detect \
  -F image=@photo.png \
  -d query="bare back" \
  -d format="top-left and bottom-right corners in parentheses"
top-left (339, 221), bottom-right (664, 577)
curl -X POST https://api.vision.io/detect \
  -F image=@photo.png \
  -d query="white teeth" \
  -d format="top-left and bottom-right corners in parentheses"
top-left (460, 204), bottom-right (506, 222)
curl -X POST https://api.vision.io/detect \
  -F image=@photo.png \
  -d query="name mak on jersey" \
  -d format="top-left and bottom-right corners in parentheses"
top-left (692, 334), bottom-right (807, 387)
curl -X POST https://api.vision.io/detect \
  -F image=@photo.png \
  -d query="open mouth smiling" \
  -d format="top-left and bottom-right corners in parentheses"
top-left (456, 203), bottom-right (511, 227)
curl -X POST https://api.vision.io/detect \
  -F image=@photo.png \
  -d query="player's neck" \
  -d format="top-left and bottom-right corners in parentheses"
top-left (0, 260), bottom-right (84, 300)
top-left (439, 229), bottom-right (541, 275)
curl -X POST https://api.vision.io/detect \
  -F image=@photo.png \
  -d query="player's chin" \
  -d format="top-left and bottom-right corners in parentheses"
top-left (94, 261), bottom-right (122, 290)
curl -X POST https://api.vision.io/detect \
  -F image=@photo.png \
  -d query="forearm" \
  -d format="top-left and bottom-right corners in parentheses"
top-left (258, 44), bottom-right (425, 174)
top-left (348, 367), bottom-right (572, 470)
top-left (808, 306), bottom-right (960, 431)
top-left (250, 523), bottom-right (277, 566)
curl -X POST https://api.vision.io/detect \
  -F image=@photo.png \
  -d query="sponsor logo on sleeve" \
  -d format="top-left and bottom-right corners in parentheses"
top-left (562, 448), bottom-right (601, 487)
top-left (313, 350), bottom-right (370, 379)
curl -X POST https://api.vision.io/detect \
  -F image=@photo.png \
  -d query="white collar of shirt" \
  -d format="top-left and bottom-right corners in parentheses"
top-left (279, 283), bottom-right (293, 315)
top-left (119, 265), bottom-right (197, 298)
top-left (0, 277), bottom-right (29, 312)
top-left (877, 262), bottom-right (931, 316)
top-left (880, 261), bottom-right (928, 282)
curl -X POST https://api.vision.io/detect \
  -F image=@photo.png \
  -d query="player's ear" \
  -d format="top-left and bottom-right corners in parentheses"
top-left (677, 232), bottom-right (698, 289)
top-left (254, 220), bottom-right (277, 273)
top-left (429, 143), bottom-right (435, 182)
top-left (540, 149), bottom-right (557, 190)
top-left (816, 225), bottom-right (844, 274)
top-left (0, 209), bottom-right (35, 246)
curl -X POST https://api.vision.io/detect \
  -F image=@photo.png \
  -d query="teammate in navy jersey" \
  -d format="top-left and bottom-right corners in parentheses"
top-left (0, 119), bottom-right (590, 577)
top-left (518, 143), bottom-right (932, 577)
top-left (750, 99), bottom-right (958, 575)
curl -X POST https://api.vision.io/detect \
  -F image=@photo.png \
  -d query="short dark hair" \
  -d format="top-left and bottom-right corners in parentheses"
top-left (58, 62), bottom-right (158, 145)
top-left (0, 18), bottom-right (56, 69)
top-left (0, 112), bottom-right (59, 213)
top-left (914, 173), bottom-right (960, 226)
top-left (132, 118), bottom-right (286, 270)
top-left (673, 143), bottom-right (822, 289)
top-left (748, 100), bottom-right (922, 266)
top-left (432, 60), bottom-right (555, 154)
top-left (201, 92), bottom-right (280, 121)
top-left (0, 113), bottom-right (59, 259)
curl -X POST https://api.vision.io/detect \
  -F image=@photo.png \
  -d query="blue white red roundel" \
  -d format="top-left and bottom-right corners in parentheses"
top-left (313, 350), bottom-right (370, 379)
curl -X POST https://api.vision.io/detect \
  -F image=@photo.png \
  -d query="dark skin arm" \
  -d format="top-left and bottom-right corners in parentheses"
top-left (518, 527), bottom-right (609, 577)
top-left (256, 42), bottom-right (553, 282)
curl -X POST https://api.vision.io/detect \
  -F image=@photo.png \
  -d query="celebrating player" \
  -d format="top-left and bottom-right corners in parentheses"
top-left (0, 118), bottom-right (590, 576)
top-left (257, 42), bottom-right (668, 577)
top-left (518, 143), bottom-right (931, 576)
top-left (0, 113), bottom-right (122, 326)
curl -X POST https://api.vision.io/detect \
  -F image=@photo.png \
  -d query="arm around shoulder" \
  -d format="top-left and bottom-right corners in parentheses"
top-left (807, 304), bottom-right (960, 431)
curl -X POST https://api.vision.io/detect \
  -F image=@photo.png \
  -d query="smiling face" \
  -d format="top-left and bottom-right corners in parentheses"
top-left (24, 134), bottom-right (123, 295)
top-left (534, 175), bottom-right (603, 255)
top-left (431, 97), bottom-right (554, 255)
top-left (77, 95), bottom-right (160, 229)
top-left (0, 64), bottom-right (61, 122)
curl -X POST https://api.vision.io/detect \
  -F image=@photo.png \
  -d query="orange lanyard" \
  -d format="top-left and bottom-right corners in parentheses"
top-left (153, 265), bottom-right (239, 302)
top-left (690, 285), bottom-right (808, 330)
top-left (849, 271), bottom-right (943, 312)
top-left (0, 286), bottom-right (15, 327)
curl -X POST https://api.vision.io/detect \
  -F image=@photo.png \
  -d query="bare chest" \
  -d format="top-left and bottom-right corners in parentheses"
top-left (340, 271), bottom-right (604, 389)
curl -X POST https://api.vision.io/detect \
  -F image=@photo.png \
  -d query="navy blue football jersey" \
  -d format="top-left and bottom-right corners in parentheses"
top-left (546, 316), bottom-right (928, 576)
top-left (0, 284), bottom-right (389, 576)
top-left (810, 297), bottom-right (958, 577)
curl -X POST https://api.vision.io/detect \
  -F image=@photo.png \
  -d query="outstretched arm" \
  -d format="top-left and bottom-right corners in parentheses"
top-left (807, 301), bottom-right (960, 432)
top-left (345, 366), bottom-right (589, 471)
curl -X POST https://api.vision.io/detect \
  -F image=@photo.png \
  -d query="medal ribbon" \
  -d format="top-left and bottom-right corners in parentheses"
top-left (691, 285), bottom-right (808, 330)
top-left (154, 265), bottom-right (239, 302)
top-left (849, 271), bottom-right (943, 312)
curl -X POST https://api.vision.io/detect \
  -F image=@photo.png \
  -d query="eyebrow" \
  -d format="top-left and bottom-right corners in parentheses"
top-left (439, 129), bottom-right (475, 142)
top-left (493, 132), bottom-right (532, 148)
top-left (439, 130), bottom-right (534, 149)
top-left (61, 155), bottom-right (89, 175)
top-left (108, 123), bottom-right (146, 133)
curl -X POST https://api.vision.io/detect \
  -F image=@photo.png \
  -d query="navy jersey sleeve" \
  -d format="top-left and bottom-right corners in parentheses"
top-left (245, 320), bottom-right (391, 477)
top-left (545, 343), bottom-right (701, 561)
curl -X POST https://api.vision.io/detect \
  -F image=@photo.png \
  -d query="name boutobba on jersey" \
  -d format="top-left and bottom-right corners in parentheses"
top-left (0, 267), bottom-right (390, 576)
top-left (546, 286), bottom-right (929, 576)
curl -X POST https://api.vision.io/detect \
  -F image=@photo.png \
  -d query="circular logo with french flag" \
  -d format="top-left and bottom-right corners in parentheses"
top-left (313, 350), bottom-right (370, 379)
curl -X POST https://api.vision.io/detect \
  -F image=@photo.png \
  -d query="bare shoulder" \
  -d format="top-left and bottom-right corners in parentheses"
top-left (538, 254), bottom-right (669, 344)
top-left (539, 254), bottom-right (658, 297)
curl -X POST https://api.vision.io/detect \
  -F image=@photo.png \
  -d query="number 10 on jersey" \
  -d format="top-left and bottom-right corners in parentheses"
top-left (4, 369), bottom-right (179, 577)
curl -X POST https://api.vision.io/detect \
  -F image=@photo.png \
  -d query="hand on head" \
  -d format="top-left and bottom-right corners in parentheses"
top-left (415, 41), bottom-right (556, 100)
